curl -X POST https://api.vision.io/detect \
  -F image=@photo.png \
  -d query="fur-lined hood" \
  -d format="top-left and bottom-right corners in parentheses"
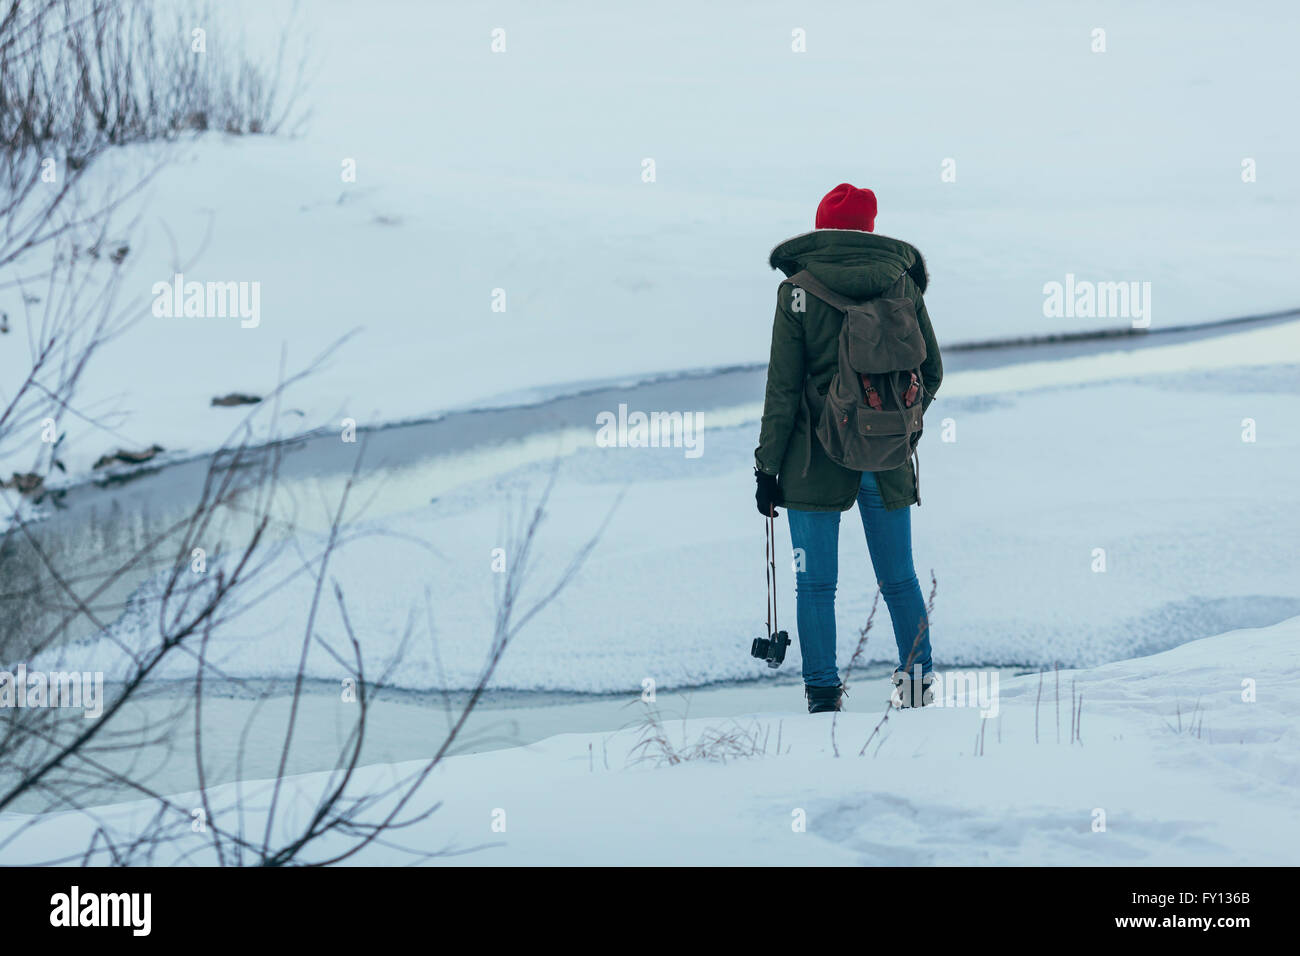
top-left (769, 229), bottom-right (929, 298)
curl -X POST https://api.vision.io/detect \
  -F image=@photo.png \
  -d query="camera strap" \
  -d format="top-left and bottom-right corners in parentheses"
top-left (765, 514), bottom-right (779, 638)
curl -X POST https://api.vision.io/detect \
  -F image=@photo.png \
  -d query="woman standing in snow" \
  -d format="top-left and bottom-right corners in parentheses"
top-left (754, 184), bottom-right (943, 714)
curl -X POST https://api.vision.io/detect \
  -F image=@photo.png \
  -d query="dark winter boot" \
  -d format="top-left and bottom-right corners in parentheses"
top-left (805, 683), bottom-right (843, 714)
top-left (890, 669), bottom-right (935, 709)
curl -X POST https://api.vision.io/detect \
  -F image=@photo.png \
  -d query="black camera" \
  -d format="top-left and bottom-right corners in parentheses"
top-left (751, 630), bottom-right (791, 668)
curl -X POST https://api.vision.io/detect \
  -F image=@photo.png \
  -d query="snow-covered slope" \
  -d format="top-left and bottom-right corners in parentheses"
top-left (5, 615), bottom-right (1297, 865)
top-left (3, 0), bottom-right (1298, 478)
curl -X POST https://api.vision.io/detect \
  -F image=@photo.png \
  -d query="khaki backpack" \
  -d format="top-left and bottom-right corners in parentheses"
top-left (784, 268), bottom-right (928, 494)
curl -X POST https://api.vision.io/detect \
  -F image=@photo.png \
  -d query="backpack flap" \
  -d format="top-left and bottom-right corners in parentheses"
top-left (842, 298), bottom-right (927, 372)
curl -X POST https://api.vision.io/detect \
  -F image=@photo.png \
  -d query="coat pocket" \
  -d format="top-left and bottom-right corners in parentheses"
top-left (814, 388), bottom-right (857, 468)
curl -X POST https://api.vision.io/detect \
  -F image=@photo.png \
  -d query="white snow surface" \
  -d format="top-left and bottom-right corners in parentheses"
top-left (32, 328), bottom-right (1300, 692)
top-left (5, 615), bottom-right (1298, 865)
top-left (2, 0), bottom-right (1299, 478)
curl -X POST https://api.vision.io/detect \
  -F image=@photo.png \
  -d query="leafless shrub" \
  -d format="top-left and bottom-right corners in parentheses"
top-left (628, 705), bottom-right (786, 768)
top-left (1, 453), bottom-right (613, 865)
top-left (10, 0), bottom-right (558, 871)
top-left (0, 0), bottom-right (309, 651)
top-left (0, 172), bottom-right (152, 658)
top-left (1165, 699), bottom-right (1206, 740)
top-left (0, 356), bottom-right (314, 821)
top-left (1, 0), bottom-right (308, 158)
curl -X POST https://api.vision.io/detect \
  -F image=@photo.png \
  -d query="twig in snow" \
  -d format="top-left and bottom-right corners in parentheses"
top-left (1035, 669), bottom-right (1043, 744)
top-left (1055, 662), bottom-right (1060, 744)
top-left (858, 572), bottom-right (937, 757)
top-left (832, 588), bottom-right (880, 757)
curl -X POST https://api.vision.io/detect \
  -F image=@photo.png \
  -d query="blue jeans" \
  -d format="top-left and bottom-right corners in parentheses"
top-left (786, 473), bottom-right (932, 686)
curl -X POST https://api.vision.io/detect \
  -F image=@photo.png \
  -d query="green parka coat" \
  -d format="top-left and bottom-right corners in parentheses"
top-left (754, 229), bottom-right (943, 512)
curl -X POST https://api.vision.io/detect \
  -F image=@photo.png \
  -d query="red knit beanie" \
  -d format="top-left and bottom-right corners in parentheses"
top-left (815, 183), bottom-right (877, 232)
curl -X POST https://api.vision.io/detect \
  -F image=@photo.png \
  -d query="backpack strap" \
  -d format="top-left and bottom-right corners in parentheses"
top-left (787, 267), bottom-right (911, 312)
top-left (786, 270), bottom-right (856, 312)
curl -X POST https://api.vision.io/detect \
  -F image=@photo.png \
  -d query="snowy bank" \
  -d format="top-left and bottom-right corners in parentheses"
top-left (4, 615), bottom-right (1297, 865)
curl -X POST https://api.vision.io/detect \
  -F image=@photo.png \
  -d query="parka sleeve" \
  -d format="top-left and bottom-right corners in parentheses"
top-left (754, 283), bottom-right (805, 476)
top-left (913, 286), bottom-right (943, 412)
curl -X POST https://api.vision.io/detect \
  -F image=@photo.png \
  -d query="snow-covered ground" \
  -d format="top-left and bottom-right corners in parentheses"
top-left (5, 615), bottom-right (1297, 865)
top-left (3, 0), bottom-right (1298, 478)
top-left (35, 318), bottom-right (1300, 690)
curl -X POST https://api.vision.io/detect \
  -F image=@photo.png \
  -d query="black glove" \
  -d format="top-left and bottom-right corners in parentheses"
top-left (754, 468), bottom-right (782, 517)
